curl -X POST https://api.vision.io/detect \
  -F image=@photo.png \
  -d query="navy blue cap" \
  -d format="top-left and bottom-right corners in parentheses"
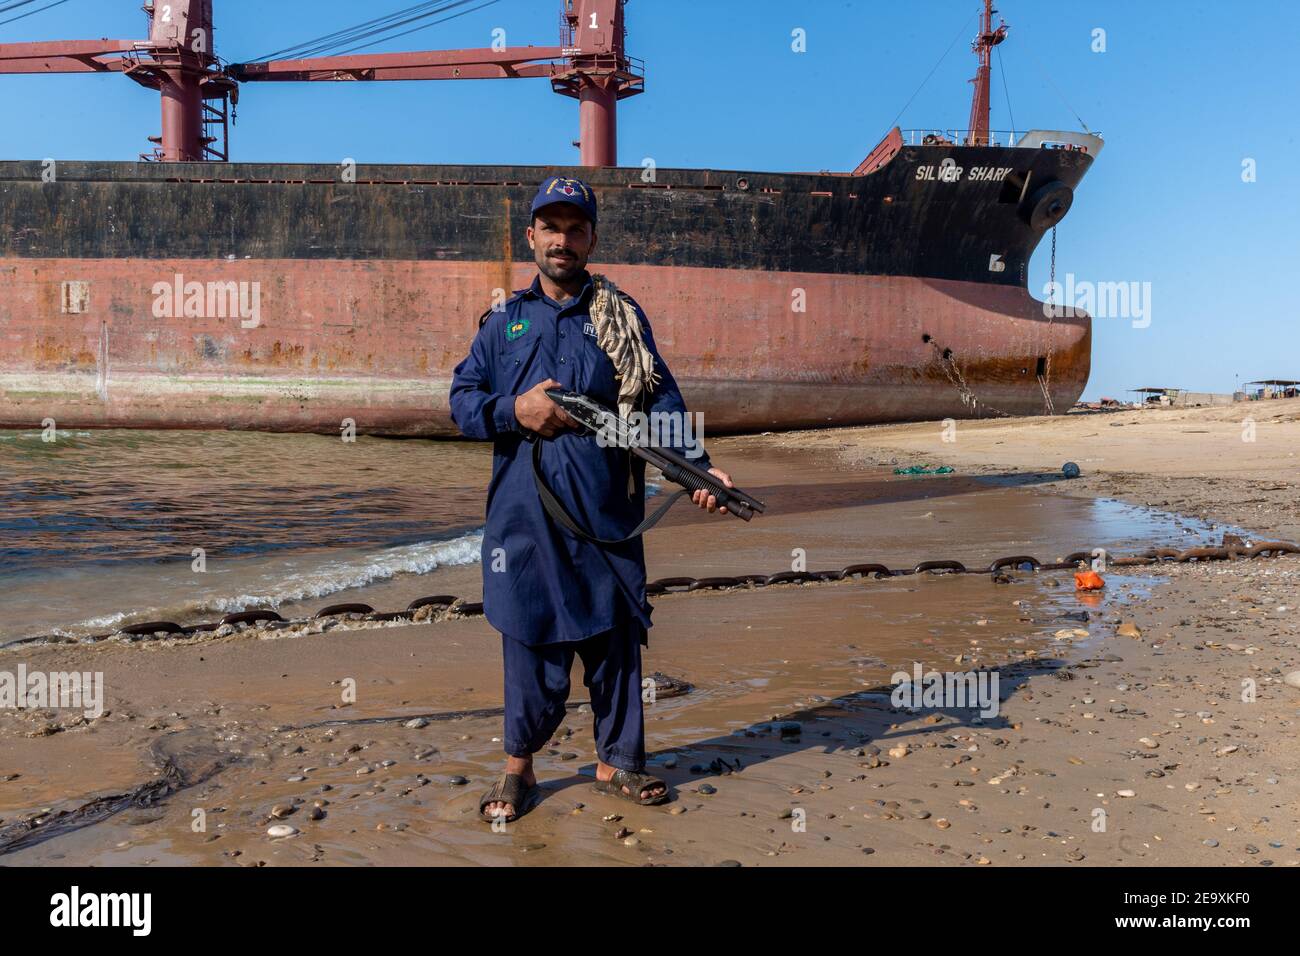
top-left (530, 175), bottom-right (598, 226)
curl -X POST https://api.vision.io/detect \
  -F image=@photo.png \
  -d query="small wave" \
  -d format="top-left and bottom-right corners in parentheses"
top-left (59, 530), bottom-right (484, 637)
top-left (0, 430), bottom-right (94, 442)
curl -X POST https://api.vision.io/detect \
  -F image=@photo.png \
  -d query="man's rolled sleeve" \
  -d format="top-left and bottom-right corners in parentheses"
top-left (450, 325), bottom-right (517, 440)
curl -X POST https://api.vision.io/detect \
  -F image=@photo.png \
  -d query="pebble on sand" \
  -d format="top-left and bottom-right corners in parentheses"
top-left (1117, 622), bottom-right (1143, 639)
top-left (267, 825), bottom-right (298, 838)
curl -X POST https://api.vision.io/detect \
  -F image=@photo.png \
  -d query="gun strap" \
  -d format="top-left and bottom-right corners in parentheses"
top-left (531, 439), bottom-right (688, 545)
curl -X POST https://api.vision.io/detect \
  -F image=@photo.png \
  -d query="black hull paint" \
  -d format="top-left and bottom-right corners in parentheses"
top-left (0, 145), bottom-right (1091, 289)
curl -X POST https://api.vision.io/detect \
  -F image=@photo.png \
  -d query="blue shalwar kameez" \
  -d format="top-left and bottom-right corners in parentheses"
top-left (449, 271), bottom-right (709, 771)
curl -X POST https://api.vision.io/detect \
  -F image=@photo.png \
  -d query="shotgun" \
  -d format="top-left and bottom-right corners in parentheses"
top-left (521, 388), bottom-right (765, 544)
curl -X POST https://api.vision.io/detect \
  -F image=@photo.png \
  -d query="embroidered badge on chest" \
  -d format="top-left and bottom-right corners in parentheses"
top-left (583, 321), bottom-right (596, 337)
top-left (506, 318), bottom-right (531, 341)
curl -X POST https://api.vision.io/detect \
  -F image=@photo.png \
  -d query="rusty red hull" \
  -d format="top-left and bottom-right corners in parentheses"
top-left (0, 259), bottom-right (1087, 434)
top-left (0, 149), bottom-right (1095, 434)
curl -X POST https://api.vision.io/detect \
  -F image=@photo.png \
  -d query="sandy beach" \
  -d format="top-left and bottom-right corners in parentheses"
top-left (2, 401), bottom-right (1297, 866)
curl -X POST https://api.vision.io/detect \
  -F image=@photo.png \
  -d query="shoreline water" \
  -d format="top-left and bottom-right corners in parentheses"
top-left (0, 428), bottom-right (678, 645)
top-left (2, 441), bottom-right (1235, 646)
top-left (0, 428), bottom-right (492, 644)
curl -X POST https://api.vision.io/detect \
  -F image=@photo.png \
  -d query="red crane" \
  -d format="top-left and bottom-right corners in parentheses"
top-left (966, 0), bottom-right (1008, 146)
top-left (0, 0), bottom-right (642, 166)
top-left (0, 1), bottom-right (235, 161)
top-left (232, 0), bottom-right (642, 167)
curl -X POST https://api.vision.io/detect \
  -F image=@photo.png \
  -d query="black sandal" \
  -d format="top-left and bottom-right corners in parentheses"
top-left (591, 768), bottom-right (671, 806)
top-left (478, 773), bottom-right (541, 823)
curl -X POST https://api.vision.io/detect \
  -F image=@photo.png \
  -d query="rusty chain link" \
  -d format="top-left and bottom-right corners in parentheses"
top-left (17, 539), bottom-right (1299, 646)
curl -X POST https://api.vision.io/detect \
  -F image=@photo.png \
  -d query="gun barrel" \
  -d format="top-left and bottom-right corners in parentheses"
top-left (646, 443), bottom-right (766, 514)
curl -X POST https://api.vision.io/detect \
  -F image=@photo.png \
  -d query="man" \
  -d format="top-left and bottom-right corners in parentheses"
top-left (449, 175), bottom-right (733, 823)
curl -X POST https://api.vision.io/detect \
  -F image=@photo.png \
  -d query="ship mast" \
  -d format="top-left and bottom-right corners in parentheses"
top-left (966, 0), bottom-right (1008, 146)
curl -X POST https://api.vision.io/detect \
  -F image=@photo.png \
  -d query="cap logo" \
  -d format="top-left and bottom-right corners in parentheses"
top-left (545, 177), bottom-right (591, 202)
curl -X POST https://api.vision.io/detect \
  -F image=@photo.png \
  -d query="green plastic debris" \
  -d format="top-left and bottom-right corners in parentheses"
top-left (892, 465), bottom-right (955, 475)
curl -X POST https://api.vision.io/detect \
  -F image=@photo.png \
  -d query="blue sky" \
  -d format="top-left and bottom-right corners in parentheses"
top-left (2, 0), bottom-right (1297, 401)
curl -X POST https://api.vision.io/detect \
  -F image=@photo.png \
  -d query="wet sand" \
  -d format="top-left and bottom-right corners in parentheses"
top-left (2, 404), bottom-right (1298, 866)
top-left (774, 399), bottom-right (1300, 542)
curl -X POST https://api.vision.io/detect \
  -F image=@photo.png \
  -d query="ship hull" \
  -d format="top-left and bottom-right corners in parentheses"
top-left (0, 147), bottom-right (1095, 434)
top-left (0, 258), bottom-right (1087, 433)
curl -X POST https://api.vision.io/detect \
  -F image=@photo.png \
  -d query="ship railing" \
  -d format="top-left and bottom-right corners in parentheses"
top-left (558, 51), bottom-right (645, 74)
top-left (902, 128), bottom-right (1023, 147)
top-left (551, 52), bottom-right (645, 98)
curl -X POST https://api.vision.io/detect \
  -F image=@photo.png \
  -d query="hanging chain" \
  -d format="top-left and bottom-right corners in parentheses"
top-left (1050, 225), bottom-right (1057, 288)
top-left (1039, 225), bottom-right (1059, 414)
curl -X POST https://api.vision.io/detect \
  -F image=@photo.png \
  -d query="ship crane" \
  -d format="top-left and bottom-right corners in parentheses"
top-left (231, 0), bottom-right (642, 168)
top-left (0, 0), bottom-right (642, 166)
top-left (0, 1), bottom-right (235, 161)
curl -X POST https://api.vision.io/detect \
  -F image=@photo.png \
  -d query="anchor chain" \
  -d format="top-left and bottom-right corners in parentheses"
top-left (13, 538), bottom-right (1298, 647)
top-left (1039, 224), bottom-right (1059, 414)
